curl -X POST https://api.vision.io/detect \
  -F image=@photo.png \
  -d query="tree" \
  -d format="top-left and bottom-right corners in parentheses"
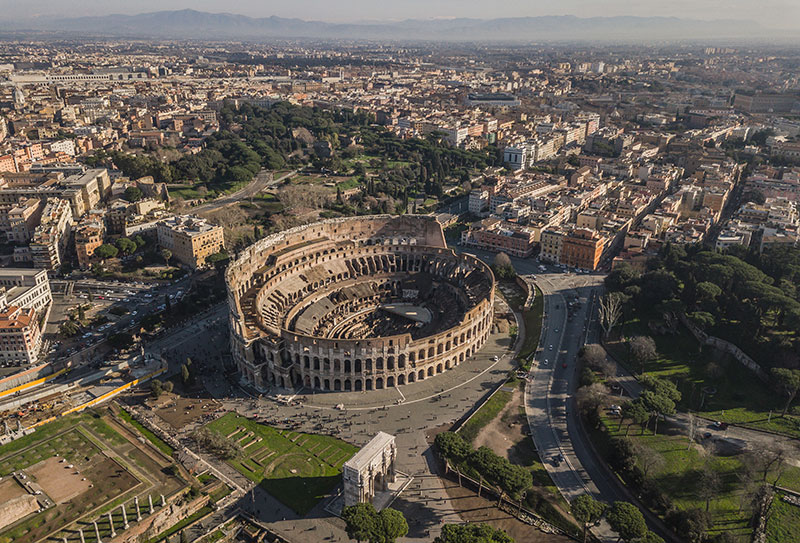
top-left (628, 336), bottom-right (657, 373)
top-left (640, 532), bottom-right (665, 543)
top-left (606, 501), bottom-right (647, 542)
top-left (639, 375), bottom-right (681, 403)
top-left (376, 508), bottom-right (408, 543)
top-left (77, 305), bottom-right (86, 322)
top-left (665, 508), bottom-right (709, 543)
top-left (162, 381), bottom-right (174, 393)
top-left (637, 444), bottom-right (665, 478)
top-left (434, 523), bottom-right (514, 543)
top-left (743, 445), bottom-right (787, 485)
top-left (621, 400), bottom-right (649, 435)
top-left (771, 368), bottom-right (800, 416)
top-left (181, 364), bottom-right (191, 386)
top-left (608, 438), bottom-right (637, 474)
top-left (598, 292), bottom-right (624, 338)
top-left (576, 382), bottom-right (610, 419)
top-left (435, 432), bottom-right (471, 463)
top-left (160, 248), bottom-right (172, 267)
top-left (95, 244), bottom-right (119, 260)
top-left (579, 344), bottom-right (607, 371)
top-left (59, 320), bottom-right (80, 337)
top-left (640, 390), bottom-right (675, 435)
top-left (116, 237), bottom-right (137, 255)
top-left (134, 235), bottom-right (147, 250)
top-left (571, 494), bottom-right (606, 543)
top-left (124, 186), bottom-right (144, 202)
top-left (150, 379), bottom-right (163, 398)
top-left (341, 503), bottom-right (407, 543)
top-left (342, 503), bottom-right (378, 543)
top-left (492, 252), bottom-right (516, 280)
top-left (697, 465), bottom-right (721, 512)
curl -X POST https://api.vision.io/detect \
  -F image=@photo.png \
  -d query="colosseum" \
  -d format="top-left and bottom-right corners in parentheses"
top-left (225, 215), bottom-right (495, 393)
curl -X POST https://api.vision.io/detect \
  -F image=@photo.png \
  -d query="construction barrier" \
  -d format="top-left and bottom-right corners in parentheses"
top-left (28, 365), bottom-right (166, 429)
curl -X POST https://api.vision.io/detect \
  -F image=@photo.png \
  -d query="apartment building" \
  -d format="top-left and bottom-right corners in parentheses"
top-left (0, 305), bottom-right (42, 365)
top-left (157, 215), bottom-right (225, 269)
top-left (61, 168), bottom-right (112, 218)
top-left (561, 228), bottom-right (607, 270)
top-left (460, 218), bottom-right (536, 258)
top-left (74, 212), bottom-right (106, 269)
top-left (29, 198), bottom-right (73, 270)
top-left (540, 228), bottom-right (564, 263)
top-left (0, 197), bottom-right (43, 243)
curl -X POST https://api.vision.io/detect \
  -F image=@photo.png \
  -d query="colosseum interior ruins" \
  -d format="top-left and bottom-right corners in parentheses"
top-left (225, 215), bottom-right (495, 393)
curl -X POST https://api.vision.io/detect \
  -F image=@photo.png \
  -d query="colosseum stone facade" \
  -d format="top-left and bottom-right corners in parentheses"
top-left (226, 215), bottom-right (495, 393)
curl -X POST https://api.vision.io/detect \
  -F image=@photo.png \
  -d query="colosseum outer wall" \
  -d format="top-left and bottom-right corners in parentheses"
top-left (225, 215), bottom-right (494, 392)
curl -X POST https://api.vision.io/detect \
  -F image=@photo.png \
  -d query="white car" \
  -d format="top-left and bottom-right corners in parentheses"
top-left (549, 344), bottom-right (553, 350)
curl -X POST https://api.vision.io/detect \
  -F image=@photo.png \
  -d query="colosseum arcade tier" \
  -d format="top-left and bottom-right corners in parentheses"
top-left (225, 215), bottom-right (495, 392)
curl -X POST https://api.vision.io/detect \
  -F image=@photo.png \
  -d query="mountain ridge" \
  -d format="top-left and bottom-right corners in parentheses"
top-left (5, 9), bottom-right (772, 42)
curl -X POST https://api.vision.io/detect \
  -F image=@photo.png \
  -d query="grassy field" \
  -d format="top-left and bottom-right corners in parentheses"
top-left (597, 414), bottom-right (800, 541)
top-left (607, 316), bottom-right (800, 437)
top-left (204, 413), bottom-right (357, 515)
top-left (118, 407), bottom-right (175, 456)
top-left (518, 285), bottom-right (544, 365)
top-left (765, 493), bottom-right (800, 543)
top-left (0, 411), bottom-right (185, 543)
top-left (458, 387), bottom-right (514, 444)
top-left (336, 177), bottom-right (362, 190)
top-left (169, 186), bottom-right (206, 200)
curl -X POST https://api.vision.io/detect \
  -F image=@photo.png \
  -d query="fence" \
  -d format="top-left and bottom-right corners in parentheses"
top-left (441, 458), bottom-right (580, 541)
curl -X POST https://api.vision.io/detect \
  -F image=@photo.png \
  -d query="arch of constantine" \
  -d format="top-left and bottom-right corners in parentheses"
top-left (342, 432), bottom-right (397, 507)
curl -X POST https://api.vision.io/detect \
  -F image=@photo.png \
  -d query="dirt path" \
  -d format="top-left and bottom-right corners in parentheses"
top-left (474, 386), bottom-right (528, 462)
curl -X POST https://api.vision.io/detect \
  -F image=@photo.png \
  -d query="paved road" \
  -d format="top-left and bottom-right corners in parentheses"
top-left (193, 169), bottom-right (297, 213)
top-left (457, 248), bottom-right (653, 541)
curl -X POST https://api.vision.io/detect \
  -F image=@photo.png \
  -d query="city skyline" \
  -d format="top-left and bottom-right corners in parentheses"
top-left (5, 0), bottom-right (800, 30)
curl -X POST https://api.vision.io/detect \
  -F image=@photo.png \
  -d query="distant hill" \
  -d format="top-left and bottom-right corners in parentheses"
top-left (6, 9), bottom-right (767, 42)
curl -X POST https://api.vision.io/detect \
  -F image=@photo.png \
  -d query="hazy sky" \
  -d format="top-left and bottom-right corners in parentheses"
top-left (4, 0), bottom-right (799, 29)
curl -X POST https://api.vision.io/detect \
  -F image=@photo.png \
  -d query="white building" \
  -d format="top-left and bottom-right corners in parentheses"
top-left (0, 269), bottom-right (52, 315)
top-left (468, 189), bottom-right (490, 216)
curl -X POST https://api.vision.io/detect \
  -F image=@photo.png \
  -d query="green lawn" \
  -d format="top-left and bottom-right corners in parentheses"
top-left (118, 407), bottom-right (175, 456)
top-left (204, 413), bottom-right (357, 515)
top-left (766, 493), bottom-right (800, 543)
top-left (169, 187), bottom-right (205, 200)
top-left (598, 414), bottom-right (800, 541)
top-left (459, 388), bottom-right (513, 444)
top-left (518, 285), bottom-right (544, 365)
top-left (336, 177), bottom-right (362, 190)
top-left (607, 316), bottom-right (800, 438)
